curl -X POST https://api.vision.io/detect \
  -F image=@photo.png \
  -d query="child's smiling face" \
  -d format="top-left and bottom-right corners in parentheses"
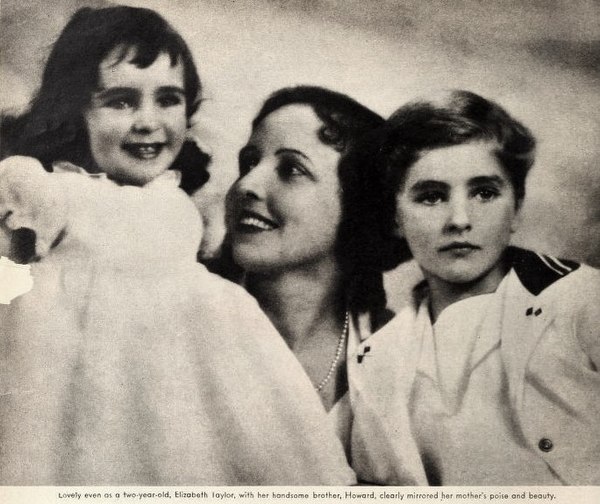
top-left (395, 141), bottom-right (522, 291)
top-left (84, 46), bottom-right (187, 185)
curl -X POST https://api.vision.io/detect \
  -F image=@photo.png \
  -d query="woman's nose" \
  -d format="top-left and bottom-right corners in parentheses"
top-left (234, 165), bottom-right (269, 201)
top-left (445, 196), bottom-right (471, 232)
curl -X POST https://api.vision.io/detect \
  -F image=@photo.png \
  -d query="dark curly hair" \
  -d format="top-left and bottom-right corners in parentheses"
top-left (1, 6), bottom-right (208, 194)
top-left (247, 85), bottom-right (400, 315)
top-left (373, 90), bottom-right (536, 260)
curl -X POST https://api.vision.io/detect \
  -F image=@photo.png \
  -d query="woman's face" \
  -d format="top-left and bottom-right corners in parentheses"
top-left (227, 104), bottom-right (343, 274)
top-left (395, 141), bottom-right (521, 289)
top-left (84, 46), bottom-right (187, 185)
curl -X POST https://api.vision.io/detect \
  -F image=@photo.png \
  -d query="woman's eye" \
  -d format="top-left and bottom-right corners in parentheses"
top-left (416, 192), bottom-right (445, 205)
top-left (277, 159), bottom-right (306, 180)
top-left (473, 187), bottom-right (499, 201)
top-left (157, 94), bottom-right (183, 108)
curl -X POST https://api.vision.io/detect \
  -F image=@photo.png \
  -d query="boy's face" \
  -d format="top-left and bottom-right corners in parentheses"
top-left (395, 141), bottom-right (522, 289)
top-left (84, 47), bottom-right (187, 185)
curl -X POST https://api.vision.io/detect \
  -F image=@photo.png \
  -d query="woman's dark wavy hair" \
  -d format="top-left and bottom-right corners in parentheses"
top-left (249, 85), bottom-right (401, 315)
top-left (1, 6), bottom-right (209, 194)
top-left (373, 90), bottom-right (536, 261)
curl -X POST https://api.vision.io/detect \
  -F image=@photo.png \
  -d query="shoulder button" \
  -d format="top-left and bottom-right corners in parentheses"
top-left (538, 438), bottom-right (553, 452)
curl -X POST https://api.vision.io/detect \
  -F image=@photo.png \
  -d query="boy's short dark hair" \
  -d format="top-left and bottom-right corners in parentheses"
top-left (378, 90), bottom-right (535, 201)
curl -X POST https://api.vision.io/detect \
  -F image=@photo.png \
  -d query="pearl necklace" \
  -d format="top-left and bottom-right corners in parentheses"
top-left (315, 311), bottom-right (349, 393)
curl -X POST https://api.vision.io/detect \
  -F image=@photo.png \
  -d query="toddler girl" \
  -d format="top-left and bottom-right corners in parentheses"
top-left (0, 6), bottom-right (354, 486)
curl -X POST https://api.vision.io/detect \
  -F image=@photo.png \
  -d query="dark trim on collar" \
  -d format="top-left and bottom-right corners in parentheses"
top-left (506, 246), bottom-right (580, 296)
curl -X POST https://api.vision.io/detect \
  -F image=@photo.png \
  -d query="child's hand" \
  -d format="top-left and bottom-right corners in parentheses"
top-left (0, 156), bottom-right (67, 258)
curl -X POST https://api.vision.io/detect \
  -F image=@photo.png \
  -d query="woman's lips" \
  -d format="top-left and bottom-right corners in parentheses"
top-left (237, 210), bottom-right (278, 232)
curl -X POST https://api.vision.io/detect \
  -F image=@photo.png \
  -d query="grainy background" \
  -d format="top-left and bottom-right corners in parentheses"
top-left (2, 0), bottom-right (599, 265)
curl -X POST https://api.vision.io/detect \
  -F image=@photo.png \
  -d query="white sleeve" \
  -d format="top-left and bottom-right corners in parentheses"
top-left (0, 156), bottom-right (67, 258)
top-left (574, 267), bottom-right (600, 369)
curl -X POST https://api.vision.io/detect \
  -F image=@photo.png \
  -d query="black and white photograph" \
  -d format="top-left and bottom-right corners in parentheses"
top-left (1, 0), bottom-right (599, 499)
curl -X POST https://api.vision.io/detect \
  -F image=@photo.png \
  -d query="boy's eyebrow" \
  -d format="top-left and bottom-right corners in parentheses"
top-left (468, 175), bottom-right (506, 186)
top-left (93, 86), bottom-right (185, 95)
top-left (408, 180), bottom-right (449, 193)
top-left (156, 85), bottom-right (186, 95)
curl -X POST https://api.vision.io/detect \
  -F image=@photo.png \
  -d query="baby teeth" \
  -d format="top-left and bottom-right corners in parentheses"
top-left (125, 143), bottom-right (162, 159)
top-left (240, 216), bottom-right (275, 230)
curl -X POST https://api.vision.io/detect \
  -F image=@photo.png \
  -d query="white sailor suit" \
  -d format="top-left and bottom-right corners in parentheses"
top-left (345, 247), bottom-right (600, 485)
